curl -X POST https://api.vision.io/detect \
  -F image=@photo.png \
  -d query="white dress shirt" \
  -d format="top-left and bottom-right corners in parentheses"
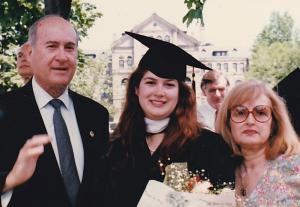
top-left (197, 100), bottom-right (217, 131)
top-left (2, 77), bottom-right (84, 206)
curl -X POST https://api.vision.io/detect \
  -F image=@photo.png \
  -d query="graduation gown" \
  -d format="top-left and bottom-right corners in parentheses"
top-left (106, 129), bottom-right (235, 207)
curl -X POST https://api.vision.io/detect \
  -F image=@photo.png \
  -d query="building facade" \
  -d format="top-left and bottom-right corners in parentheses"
top-left (111, 13), bottom-right (249, 122)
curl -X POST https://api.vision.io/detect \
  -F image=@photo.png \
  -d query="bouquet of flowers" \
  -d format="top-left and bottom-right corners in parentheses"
top-left (137, 162), bottom-right (235, 207)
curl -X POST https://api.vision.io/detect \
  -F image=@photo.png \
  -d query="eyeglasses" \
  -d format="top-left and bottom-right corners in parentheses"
top-left (230, 105), bottom-right (272, 123)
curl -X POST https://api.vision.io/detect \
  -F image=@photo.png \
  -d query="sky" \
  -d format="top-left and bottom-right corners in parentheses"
top-left (79, 0), bottom-right (300, 54)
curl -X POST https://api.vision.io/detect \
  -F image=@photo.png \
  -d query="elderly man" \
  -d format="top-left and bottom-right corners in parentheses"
top-left (0, 15), bottom-right (109, 207)
top-left (16, 42), bottom-right (33, 84)
top-left (198, 70), bottom-right (230, 131)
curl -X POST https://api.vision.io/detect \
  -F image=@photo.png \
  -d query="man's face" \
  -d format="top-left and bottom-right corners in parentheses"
top-left (17, 44), bottom-right (32, 82)
top-left (202, 78), bottom-right (228, 110)
top-left (29, 17), bottom-right (78, 96)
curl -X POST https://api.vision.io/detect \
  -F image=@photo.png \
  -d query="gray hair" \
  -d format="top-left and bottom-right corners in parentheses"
top-left (28, 14), bottom-right (79, 46)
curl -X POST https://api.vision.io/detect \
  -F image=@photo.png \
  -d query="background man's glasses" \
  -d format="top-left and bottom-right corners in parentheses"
top-left (230, 105), bottom-right (272, 123)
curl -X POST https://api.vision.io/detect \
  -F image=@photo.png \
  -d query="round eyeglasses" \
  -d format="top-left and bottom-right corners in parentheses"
top-left (230, 105), bottom-right (272, 123)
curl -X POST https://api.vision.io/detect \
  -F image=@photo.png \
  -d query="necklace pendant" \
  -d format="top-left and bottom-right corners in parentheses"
top-left (241, 188), bottom-right (246, 197)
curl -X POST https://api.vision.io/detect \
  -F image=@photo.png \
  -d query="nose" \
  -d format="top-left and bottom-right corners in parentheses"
top-left (245, 112), bottom-right (255, 124)
top-left (215, 89), bottom-right (222, 97)
top-left (154, 84), bottom-right (165, 97)
top-left (55, 47), bottom-right (68, 62)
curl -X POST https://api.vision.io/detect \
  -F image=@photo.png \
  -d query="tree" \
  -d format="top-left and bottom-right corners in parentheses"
top-left (44, 0), bottom-right (72, 19)
top-left (0, 0), bottom-right (101, 53)
top-left (0, 0), bottom-right (101, 91)
top-left (71, 54), bottom-right (115, 117)
top-left (183, 0), bottom-right (206, 27)
top-left (255, 12), bottom-right (294, 46)
top-left (247, 12), bottom-right (300, 86)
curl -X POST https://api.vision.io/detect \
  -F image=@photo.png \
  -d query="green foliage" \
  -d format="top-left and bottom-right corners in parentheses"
top-left (183, 0), bottom-right (206, 27)
top-left (0, 0), bottom-right (102, 93)
top-left (255, 12), bottom-right (294, 46)
top-left (70, 0), bottom-right (102, 40)
top-left (0, 0), bottom-right (44, 53)
top-left (247, 42), bottom-right (300, 86)
top-left (71, 55), bottom-right (115, 116)
top-left (247, 12), bottom-right (300, 86)
top-left (0, 53), bottom-right (23, 94)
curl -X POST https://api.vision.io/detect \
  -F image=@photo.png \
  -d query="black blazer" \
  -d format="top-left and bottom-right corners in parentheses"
top-left (106, 129), bottom-right (236, 207)
top-left (0, 82), bottom-right (109, 207)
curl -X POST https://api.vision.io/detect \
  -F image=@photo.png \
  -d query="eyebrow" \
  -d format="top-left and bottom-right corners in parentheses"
top-left (144, 77), bottom-right (175, 82)
top-left (45, 41), bottom-right (76, 46)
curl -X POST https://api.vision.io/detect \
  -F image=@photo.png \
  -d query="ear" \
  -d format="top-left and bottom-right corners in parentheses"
top-left (135, 87), bottom-right (139, 96)
top-left (26, 43), bottom-right (33, 57)
top-left (201, 87), bottom-right (207, 96)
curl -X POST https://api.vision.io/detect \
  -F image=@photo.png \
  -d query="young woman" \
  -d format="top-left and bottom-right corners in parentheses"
top-left (105, 32), bottom-right (235, 207)
top-left (215, 80), bottom-right (300, 206)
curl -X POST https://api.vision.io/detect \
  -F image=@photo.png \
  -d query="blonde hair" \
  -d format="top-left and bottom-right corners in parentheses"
top-left (215, 79), bottom-right (300, 160)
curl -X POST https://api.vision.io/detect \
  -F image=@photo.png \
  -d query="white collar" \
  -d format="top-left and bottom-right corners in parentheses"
top-left (32, 76), bottom-right (70, 110)
top-left (203, 99), bottom-right (217, 113)
top-left (145, 117), bottom-right (170, 134)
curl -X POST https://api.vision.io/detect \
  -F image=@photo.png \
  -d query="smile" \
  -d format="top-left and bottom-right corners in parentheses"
top-left (52, 67), bottom-right (68, 71)
top-left (150, 100), bottom-right (166, 106)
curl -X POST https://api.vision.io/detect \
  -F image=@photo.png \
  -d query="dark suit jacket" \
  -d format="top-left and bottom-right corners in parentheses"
top-left (0, 82), bottom-right (109, 207)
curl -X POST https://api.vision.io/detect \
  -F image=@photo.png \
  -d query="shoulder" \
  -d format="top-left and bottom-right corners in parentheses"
top-left (0, 85), bottom-right (29, 102)
top-left (70, 90), bottom-right (109, 115)
top-left (191, 128), bottom-right (234, 162)
top-left (185, 128), bottom-right (232, 159)
top-left (196, 128), bottom-right (227, 145)
top-left (273, 153), bottom-right (300, 174)
top-left (0, 85), bottom-right (32, 115)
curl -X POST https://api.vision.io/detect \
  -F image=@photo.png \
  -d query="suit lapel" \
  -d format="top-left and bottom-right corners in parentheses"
top-left (69, 91), bottom-right (94, 184)
top-left (21, 82), bottom-right (63, 182)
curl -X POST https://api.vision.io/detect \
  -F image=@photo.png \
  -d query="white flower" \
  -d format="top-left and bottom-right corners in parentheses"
top-left (191, 181), bottom-right (212, 194)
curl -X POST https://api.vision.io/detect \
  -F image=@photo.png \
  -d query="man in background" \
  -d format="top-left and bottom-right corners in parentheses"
top-left (16, 42), bottom-right (33, 84)
top-left (198, 70), bottom-right (230, 131)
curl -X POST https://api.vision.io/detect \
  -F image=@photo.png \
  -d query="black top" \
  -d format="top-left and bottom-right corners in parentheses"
top-left (274, 67), bottom-right (300, 135)
top-left (104, 128), bottom-right (235, 207)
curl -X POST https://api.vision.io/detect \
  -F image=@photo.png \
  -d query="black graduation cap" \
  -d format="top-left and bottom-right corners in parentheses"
top-left (125, 31), bottom-right (211, 91)
top-left (274, 68), bottom-right (300, 135)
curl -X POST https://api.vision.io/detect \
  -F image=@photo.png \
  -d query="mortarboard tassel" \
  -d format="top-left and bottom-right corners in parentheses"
top-left (192, 67), bottom-right (196, 92)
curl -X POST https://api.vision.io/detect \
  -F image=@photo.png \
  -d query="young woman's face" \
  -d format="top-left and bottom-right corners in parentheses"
top-left (230, 94), bottom-right (273, 151)
top-left (135, 71), bottom-right (179, 120)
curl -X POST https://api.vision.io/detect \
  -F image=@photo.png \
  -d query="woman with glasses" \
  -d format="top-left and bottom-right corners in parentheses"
top-left (215, 80), bottom-right (300, 206)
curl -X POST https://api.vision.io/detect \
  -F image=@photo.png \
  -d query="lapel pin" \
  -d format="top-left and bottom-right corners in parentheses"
top-left (89, 131), bottom-right (95, 138)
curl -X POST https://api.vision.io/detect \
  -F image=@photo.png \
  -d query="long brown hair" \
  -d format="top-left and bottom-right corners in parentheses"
top-left (111, 65), bottom-right (201, 161)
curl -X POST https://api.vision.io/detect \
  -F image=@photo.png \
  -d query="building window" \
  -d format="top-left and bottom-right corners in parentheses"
top-left (223, 63), bottom-right (228, 72)
top-left (157, 35), bottom-right (162, 40)
top-left (119, 57), bottom-right (124, 68)
top-left (233, 63), bottom-right (237, 72)
top-left (121, 78), bottom-right (128, 89)
top-left (217, 63), bottom-right (221, 70)
top-left (239, 63), bottom-right (245, 72)
top-left (212, 51), bottom-right (228, 56)
top-left (164, 35), bottom-right (170, 42)
top-left (207, 63), bottom-right (212, 68)
top-left (127, 56), bottom-right (132, 67)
